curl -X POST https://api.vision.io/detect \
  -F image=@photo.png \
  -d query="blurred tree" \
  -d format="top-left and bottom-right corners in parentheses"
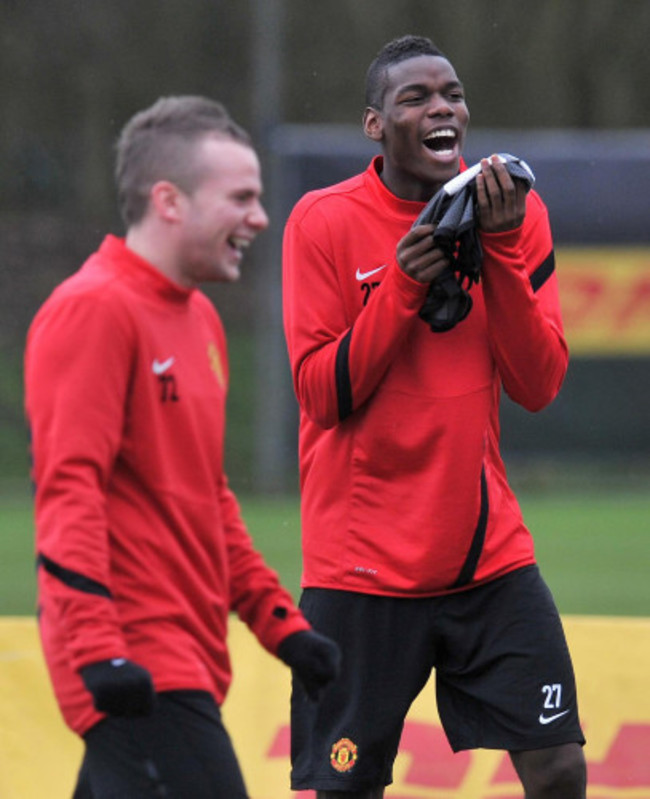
top-left (2, 0), bottom-right (649, 219)
top-left (281, 0), bottom-right (650, 127)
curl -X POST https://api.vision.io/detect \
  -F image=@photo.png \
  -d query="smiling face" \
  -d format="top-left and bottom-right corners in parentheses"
top-left (174, 136), bottom-right (269, 286)
top-left (363, 54), bottom-right (470, 201)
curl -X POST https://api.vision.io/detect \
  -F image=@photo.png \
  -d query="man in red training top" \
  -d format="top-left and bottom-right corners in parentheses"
top-left (282, 36), bottom-right (586, 798)
top-left (25, 95), bottom-right (340, 798)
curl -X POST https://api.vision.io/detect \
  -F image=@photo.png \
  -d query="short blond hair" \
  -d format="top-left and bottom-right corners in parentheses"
top-left (115, 96), bottom-right (252, 227)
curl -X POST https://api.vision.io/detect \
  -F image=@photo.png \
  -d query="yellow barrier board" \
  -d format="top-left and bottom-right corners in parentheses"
top-left (557, 248), bottom-right (650, 355)
top-left (1, 615), bottom-right (649, 798)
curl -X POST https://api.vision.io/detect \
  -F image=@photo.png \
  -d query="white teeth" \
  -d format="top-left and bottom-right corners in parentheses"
top-left (230, 237), bottom-right (250, 251)
top-left (424, 128), bottom-right (456, 141)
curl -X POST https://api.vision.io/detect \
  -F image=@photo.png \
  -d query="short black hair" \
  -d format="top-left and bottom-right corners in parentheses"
top-left (365, 35), bottom-right (446, 109)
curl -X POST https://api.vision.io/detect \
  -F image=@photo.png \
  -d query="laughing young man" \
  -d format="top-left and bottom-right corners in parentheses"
top-left (25, 96), bottom-right (340, 799)
top-left (282, 36), bottom-right (586, 799)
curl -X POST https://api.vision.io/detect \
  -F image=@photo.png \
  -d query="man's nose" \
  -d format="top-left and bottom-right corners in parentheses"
top-left (249, 201), bottom-right (269, 231)
top-left (426, 94), bottom-right (453, 117)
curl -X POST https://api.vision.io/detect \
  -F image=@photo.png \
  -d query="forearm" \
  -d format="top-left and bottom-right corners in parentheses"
top-left (481, 229), bottom-right (568, 411)
top-left (288, 262), bottom-right (427, 428)
top-left (34, 455), bottom-right (129, 669)
top-left (221, 482), bottom-right (310, 653)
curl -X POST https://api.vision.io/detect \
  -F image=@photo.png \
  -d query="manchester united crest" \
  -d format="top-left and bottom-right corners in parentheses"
top-left (330, 737), bottom-right (358, 772)
top-left (207, 341), bottom-right (225, 389)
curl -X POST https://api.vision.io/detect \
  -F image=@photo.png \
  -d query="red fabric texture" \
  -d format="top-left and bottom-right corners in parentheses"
top-left (25, 236), bottom-right (309, 735)
top-left (283, 157), bottom-right (568, 597)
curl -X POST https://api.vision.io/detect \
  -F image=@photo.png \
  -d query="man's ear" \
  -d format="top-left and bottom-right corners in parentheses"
top-left (150, 181), bottom-right (185, 223)
top-left (363, 107), bottom-right (383, 142)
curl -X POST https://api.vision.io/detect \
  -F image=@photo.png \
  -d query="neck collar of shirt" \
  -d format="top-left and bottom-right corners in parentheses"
top-left (99, 235), bottom-right (194, 304)
top-left (365, 155), bottom-right (467, 221)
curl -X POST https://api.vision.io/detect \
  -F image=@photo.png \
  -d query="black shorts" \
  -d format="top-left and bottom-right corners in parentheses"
top-left (290, 565), bottom-right (585, 792)
top-left (72, 690), bottom-right (248, 799)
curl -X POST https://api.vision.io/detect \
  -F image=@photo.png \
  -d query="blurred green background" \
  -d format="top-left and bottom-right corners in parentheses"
top-left (2, 486), bottom-right (648, 616)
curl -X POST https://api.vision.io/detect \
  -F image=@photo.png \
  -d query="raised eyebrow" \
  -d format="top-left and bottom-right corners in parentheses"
top-left (395, 82), bottom-right (429, 97)
top-left (233, 188), bottom-right (263, 201)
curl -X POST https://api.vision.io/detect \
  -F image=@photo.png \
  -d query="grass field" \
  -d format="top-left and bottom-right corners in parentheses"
top-left (1, 481), bottom-right (648, 618)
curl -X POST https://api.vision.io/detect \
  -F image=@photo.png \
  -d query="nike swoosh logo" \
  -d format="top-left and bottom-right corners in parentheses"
top-left (152, 357), bottom-right (175, 375)
top-left (538, 709), bottom-right (570, 725)
top-left (355, 264), bottom-right (388, 281)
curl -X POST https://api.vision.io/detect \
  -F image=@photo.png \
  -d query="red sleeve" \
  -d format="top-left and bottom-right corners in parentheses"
top-left (219, 479), bottom-right (310, 654)
top-left (25, 293), bottom-right (132, 671)
top-left (282, 203), bottom-right (428, 429)
top-left (205, 316), bottom-right (309, 653)
top-left (480, 190), bottom-right (568, 411)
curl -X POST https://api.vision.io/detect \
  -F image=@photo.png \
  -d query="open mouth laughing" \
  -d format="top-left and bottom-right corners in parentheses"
top-left (423, 128), bottom-right (459, 158)
top-left (228, 236), bottom-right (251, 259)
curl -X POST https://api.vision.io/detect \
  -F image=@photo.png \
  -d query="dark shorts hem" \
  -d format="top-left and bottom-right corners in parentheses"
top-left (449, 730), bottom-right (587, 753)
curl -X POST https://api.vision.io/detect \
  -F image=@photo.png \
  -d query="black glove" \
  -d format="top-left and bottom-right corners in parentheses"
top-left (80, 658), bottom-right (157, 717)
top-left (277, 629), bottom-right (341, 701)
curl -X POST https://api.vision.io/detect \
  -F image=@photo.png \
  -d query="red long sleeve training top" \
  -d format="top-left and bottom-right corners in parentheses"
top-left (283, 156), bottom-right (568, 597)
top-left (25, 236), bottom-right (309, 735)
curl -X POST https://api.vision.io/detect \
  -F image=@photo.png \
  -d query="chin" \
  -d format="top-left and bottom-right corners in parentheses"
top-left (433, 156), bottom-right (460, 176)
top-left (219, 265), bottom-right (241, 283)
top-left (427, 164), bottom-right (459, 191)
